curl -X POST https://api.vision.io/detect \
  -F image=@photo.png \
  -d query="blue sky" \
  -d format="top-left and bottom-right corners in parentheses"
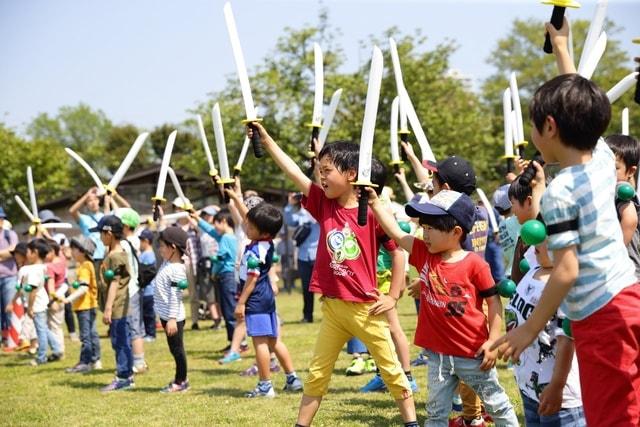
top-left (0, 0), bottom-right (637, 133)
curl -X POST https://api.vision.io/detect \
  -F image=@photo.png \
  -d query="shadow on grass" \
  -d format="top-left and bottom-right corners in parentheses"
top-left (54, 379), bottom-right (106, 389)
top-left (193, 367), bottom-right (250, 376)
top-left (197, 386), bottom-right (248, 398)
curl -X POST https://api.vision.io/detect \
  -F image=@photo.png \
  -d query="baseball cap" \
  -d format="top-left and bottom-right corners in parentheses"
top-left (89, 215), bottom-right (124, 233)
top-left (423, 156), bottom-right (476, 195)
top-left (492, 184), bottom-right (512, 212)
top-left (70, 235), bottom-right (96, 259)
top-left (405, 190), bottom-right (475, 233)
top-left (159, 226), bottom-right (188, 253)
top-left (115, 207), bottom-right (141, 229)
top-left (244, 195), bottom-right (264, 210)
top-left (201, 205), bottom-right (219, 217)
top-left (39, 209), bottom-right (61, 224)
top-left (0, 206), bottom-right (7, 219)
top-left (172, 197), bottom-right (192, 211)
top-left (138, 229), bottom-right (154, 242)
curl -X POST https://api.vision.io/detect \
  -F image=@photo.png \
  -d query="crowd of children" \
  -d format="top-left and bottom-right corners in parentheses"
top-left (1, 16), bottom-right (640, 427)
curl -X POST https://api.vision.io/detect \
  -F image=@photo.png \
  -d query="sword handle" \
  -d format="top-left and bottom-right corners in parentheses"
top-left (634, 59), bottom-right (640, 104)
top-left (544, 6), bottom-right (565, 54)
top-left (518, 144), bottom-right (526, 159)
top-left (506, 158), bottom-right (514, 174)
top-left (233, 167), bottom-right (241, 178)
top-left (249, 123), bottom-right (264, 158)
top-left (152, 199), bottom-right (161, 222)
top-left (310, 127), bottom-right (319, 156)
top-left (520, 153), bottom-right (545, 187)
top-left (393, 163), bottom-right (401, 183)
top-left (222, 183), bottom-right (230, 205)
top-left (400, 133), bottom-right (409, 162)
top-left (357, 187), bottom-right (368, 226)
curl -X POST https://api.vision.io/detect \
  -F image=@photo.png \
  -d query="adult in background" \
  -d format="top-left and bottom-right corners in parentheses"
top-left (284, 192), bottom-right (319, 323)
top-left (69, 188), bottom-right (105, 269)
top-left (0, 207), bottom-right (18, 350)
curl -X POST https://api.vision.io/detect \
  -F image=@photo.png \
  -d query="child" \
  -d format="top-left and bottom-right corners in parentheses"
top-left (6, 242), bottom-right (34, 352)
top-left (368, 188), bottom-right (518, 426)
top-left (505, 239), bottom-right (585, 426)
top-left (191, 208), bottom-right (238, 360)
top-left (138, 229), bottom-right (158, 341)
top-left (225, 189), bottom-right (302, 397)
top-left (92, 215), bottom-right (134, 392)
top-left (65, 236), bottom-right (101, 373)
top-left (154, 226), bottom-right (190, 393)
top-left (492, 19), bottom-right (640, 425)
top-left (606, 134), bottom-right (640, 274)
top-left (507, 176), bottom-right (539, 284)
top-left (22, 239), bottom-right (63, 365)
top-left (250, 122), bottom-right (417, 426)
top-left (45, 239), bottom-right (67, 359)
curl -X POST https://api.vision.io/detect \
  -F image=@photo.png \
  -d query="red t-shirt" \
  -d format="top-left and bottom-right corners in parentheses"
top-left (302, 183), bottom-right (398, 302)
top-left (409, 239), bottom-right (496, 358)
top-left (46, 258), bottom-right (67, 290)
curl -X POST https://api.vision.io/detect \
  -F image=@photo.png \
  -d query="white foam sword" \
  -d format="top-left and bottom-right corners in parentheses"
top-left (305, 43), bottom-right (324, 159)
top-left (389, 38), bottom-right (410, 164)
top-left (317, 88), bottom-right (343, 152)
top-left (152, 130), bottom-right (177, 221)
top-left (212, 102), bottom-right (235, 204)
top-left (353, 46), bottom-right (384, 226)
top-left (104, 132), bottom-right (149, 195)
top-left (167, 167), bottom-right (193, 212)
top-left (223, 2), bottom-right (264, 158)
top-left (389, 96), bottom-right (403, 179)
top-left (196, 114), bottom-right (219, 184)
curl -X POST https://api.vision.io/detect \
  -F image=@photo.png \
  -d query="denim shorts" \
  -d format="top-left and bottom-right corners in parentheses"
top-left (520, 392), bottom-right (586, 427)
top-left (245, 312), bottom-right (278, 337)
top-left (127, 291), bottom-right (144, 340)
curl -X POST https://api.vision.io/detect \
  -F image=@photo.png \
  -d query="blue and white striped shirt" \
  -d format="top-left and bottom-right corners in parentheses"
top-left (541, 140), bottom-right (637, 320)
top-left (152, 261), bottom-right (186, 322)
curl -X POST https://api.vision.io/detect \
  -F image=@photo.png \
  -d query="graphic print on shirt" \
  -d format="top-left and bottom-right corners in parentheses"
top-left (326, 223), bottom-right (361, 264)
top-left (419, 263), bottom-right (471, 318)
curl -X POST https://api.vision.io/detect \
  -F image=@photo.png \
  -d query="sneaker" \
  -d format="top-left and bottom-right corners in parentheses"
top-left (283, 375), bottom-right (303, 392)
top-left (160, 380), bottom-right (190, 393)
top-left (452, 393), bottom-right (463, 412)
top-left (239, 364), bottom-right (259, 376)
top-left (133, 362), bottom-right (148, 374)
top-left (66, 363), bottom-right (91, 373)
top-left (448, 416), bottom-right (485, 427)
top-left (411, 352), bottom-right (428, 367)
top-left (191, 322), bottom-right (200, 330)
top-left (2, 346), bottom-right (15, 353)
top-left (270, 360), bottom-right (281, 373)
top-left (143, 336), bottom-right (156, 343)
top-left (346, 357), bottom-right (366, 376)
top-left (364, 358), bottom-right (377, 373)
top-left (245, 382), bottom-right (275, 398)
top-left (361, 374), bottom-right (387, 392)
top-left (239, 343), bottom-right (250, 353)
top-left (29, 358), bottom-right (46, 366)
top-left (47, 353), bottom-right (63, 362)
top-left (92, 360), bottom-right (103, 370)
top-left (409, 377), bottom-right (419, 393)
top-left (218, 351), bottom-right (241, 364)
top-left (101, 377), bottom-right (134, 392)
top-left (210, 319), bottom-right (222, 330)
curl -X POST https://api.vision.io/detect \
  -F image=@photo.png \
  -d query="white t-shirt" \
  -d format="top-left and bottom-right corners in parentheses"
top-left (122, 239), bottom-right (139, 297)
top-left (505, 266), bottom-right (582, 407)
top-left (19, 264), bottom-right (48, 313)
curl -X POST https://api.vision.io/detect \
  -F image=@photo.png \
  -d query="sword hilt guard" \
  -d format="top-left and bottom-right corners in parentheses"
top-left (233, 166), bottom-right (241, 178)
top-left (217, 178), bottom-right (235, 205)
top-left (544, 6), bottom-right (566, 54)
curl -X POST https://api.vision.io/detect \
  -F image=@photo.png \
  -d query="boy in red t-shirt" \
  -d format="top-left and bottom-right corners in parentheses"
top-left (367, 188), bottom-right (518, 426)
top-left (248, 123), bottom-right (417, 427)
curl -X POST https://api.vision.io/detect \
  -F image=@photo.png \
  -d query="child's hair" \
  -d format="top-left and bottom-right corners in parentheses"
top-left (247, 203), bottom-right (283, 238)
top-left (214, 209), bottom-right (235, 229)
top-left (606, 134), bottom-right (640, 182)
top-left (318, 141), bottom-right (359, 173)
top-left (47, 239), bottom-right (61, 256)
top-left (370, 157), bottom-right (387, 196)
top-left (27, 238), bottom-right (51, 260)
top-left (508, 175), bottom-right (533, 205)
top-left (419, 214), bottom-right (467, 244)
top-left (530, 74), bottom-right (611, 151)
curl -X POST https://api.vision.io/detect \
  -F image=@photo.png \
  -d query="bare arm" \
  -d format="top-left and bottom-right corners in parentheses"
top-left (69, 189), bottom-right (95, 221)
top-left (548, 18), bottom-right (576, 75)
top-left (113, 192), bottom-right (130, 208)
top-left (395, 168), bottom-right (415, 203)
top-left (619, 203), bottom-right (638, 246)
top-left (387, 247), bottom-right (406, 301)
top-left (250, 122), bottom-right (312, 196)
top-left (234, 274), bottom-right (257, 321)
top-left (226, 188), bottom-right (248, 222)
top-left (367, 189), bottom-right (415, 253)
top-left (401, 141), bottom-right (430, 184)
top-left (476, 294), bottom-right (504, 370)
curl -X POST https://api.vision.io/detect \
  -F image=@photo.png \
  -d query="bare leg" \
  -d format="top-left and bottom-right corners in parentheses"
top-left (386, 308), bottom-right (410, 371)
top-left (297, 395), bottom-right (323, 426)
top-left (272, 336), bottom-right (294, 373)
top-left (253, 336), bottom-right (271, 381)
top-left (229, 320), bottom-right (246, 352)
top-left (208, 303), bottom-right (221, 322)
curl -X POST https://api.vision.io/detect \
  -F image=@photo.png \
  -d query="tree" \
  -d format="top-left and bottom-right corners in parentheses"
top-left (482, 18), bottom-right (639, 158)
top-left (104, 124), bottom-right (155, 174)
top-left (0, 124), bottom-right (72, 220)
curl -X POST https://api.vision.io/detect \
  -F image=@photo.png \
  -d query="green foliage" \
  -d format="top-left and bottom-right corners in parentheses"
top-left (104, 124), bottom-right (155, 174)
top-left (0, 124), bottom-right (72, 220)
top-left (482, 18), bottom-right (639, 159)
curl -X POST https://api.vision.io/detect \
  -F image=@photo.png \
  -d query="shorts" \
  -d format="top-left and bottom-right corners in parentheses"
top-left (245, 312), bottom-right (279, 338)
top-left (376, 269), bottom-right (391, 294)
top-left (127, 291), bottom-right (145, 340)
top-left (204, 274), bottom-right (220, 305)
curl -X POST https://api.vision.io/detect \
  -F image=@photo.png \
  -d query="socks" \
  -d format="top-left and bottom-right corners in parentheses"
top-left (134, 354), bottom-right (145, 365)
top-left (404, 422), bottom-right (418, 427)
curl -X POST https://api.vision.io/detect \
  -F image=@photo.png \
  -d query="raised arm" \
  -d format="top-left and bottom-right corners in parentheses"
top-left (547, 17), bottom-right (576, 75)
top-left (366, 188), bottom-right (415, 254)
top-left (401, 141), bottom-right (430, 185)
top-left (394, 168), bottom-right (415, 203)
top-left (250, 122), bottom-right (312, 196)
top-left (69, 188), bottom-right (95, 222)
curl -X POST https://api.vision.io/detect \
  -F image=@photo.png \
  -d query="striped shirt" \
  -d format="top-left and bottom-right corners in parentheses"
top-left (153, 261), bottom-right (186, 321)
top-left (541, 140), bottom-right (637, 320)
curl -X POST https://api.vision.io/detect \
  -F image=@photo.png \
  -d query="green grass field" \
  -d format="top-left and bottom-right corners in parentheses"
top-left (1, 290), bottom-right (524, 426)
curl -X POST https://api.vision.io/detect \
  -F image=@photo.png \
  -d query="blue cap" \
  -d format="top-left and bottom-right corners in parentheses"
top-left (405, 190), bottom-right (475, 233)
top-left (0, 206), bottom-right (6, 219)
top-left (88, 215), bottom-right (123, 233)
top-left (138, 229), bottom-right (154, 242)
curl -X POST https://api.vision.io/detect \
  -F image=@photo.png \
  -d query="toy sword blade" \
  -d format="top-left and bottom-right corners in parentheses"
top-left (223, 1), bottom-right (263, 158)
top-left (477, 188), bottom-right (499, 234)
top-left (622, 107), bottom-right (629, 135)
top-left (577, 0), bottom-right (607, 72)
top-left (234, 136), bottom-right (251, 177)
top-left (26, 166), bottom-right (38, 218)
top-left (107, 132), bottom-right (149, 194)
top-left (64, 148), bottom-right (104, 192)
top-left (578, 31), bottom-right (607, 80)
top-left (212, 103), bottom-right (235, 204)
top-left (354, 46), bottom-right (383, 226)
top-left (14, 195), bottom-right (37, 223)
top-left (152, 130), bottom-right (177, 220)
top-left (317, 88), bottom-right (342, 151)
top-left (41, 223), bottom-right (73, 230)
top-left (402, 89), bottom-right (436, 162)
top-left (389, 96), bottom-right (403, 179)
top-left (607, 72), bottom-right (639, 104)
top-left (509, 72), bottom-right (527, 157)
top-left (196, 114), bottom-right (218, 178)
top-left (167, 167), bottom-right (191, 211)
top-left (503, 88), bottom-right (515, 172)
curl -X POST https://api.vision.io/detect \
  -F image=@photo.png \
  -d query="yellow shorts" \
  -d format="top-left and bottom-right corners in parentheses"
top-left (303, 298), bottom-right (411, 399)
top-left (377, 269), bottom-right (392, 294)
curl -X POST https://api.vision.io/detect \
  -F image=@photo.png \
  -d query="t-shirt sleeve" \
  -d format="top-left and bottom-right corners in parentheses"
top-left (28, 266), bottom-right (44, 288)
top-left (301, 183), bottom-right (323, 221)
top-left (408, 238), bottom-right (429, 270)
top-left (76, 264), bottom-right (92, 285)
top-left (471, 255), bottom-right (497, 297)
top-left (77, 215), bottom-right (91, 237)
top-left (541, 185), bottom-right (580, 250)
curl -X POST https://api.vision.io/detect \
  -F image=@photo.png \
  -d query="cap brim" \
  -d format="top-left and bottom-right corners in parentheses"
top-left (422, 160), bottom-right (438, 172)
top-left (88, 226), bottom-right (100, 233)
top-left (405, 200), bottom-right (448, 218)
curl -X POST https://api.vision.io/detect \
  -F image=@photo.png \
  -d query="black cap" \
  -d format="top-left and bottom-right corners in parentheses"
top-left (138, 229), bottom-right (154, 242)
top-left (89, 215), bottom-right (123, 233)
top-left (159, 226), bottom-right (188, 253)
top-left (10, 242), bottom-right (28, 257)
top-left (424, 156), bottom-right (476, 195)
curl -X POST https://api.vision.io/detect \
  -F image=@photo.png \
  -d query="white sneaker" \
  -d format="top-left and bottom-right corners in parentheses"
top-left (92, 360), bottom-right (103, 370)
